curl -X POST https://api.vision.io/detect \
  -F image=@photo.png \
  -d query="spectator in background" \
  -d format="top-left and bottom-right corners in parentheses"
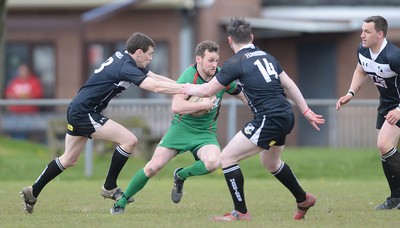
top-left (4, 64), bottom-right (43, 113)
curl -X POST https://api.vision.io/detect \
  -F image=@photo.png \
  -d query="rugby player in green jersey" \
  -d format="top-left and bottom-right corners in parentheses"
top-left (110, 40), bottom-right (247, 214)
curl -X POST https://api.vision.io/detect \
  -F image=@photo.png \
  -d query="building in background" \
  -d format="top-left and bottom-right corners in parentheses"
top-left (3, 0), bottom-right (400, 147)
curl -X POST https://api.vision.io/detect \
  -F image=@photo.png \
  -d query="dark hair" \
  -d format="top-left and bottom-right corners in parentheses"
top-left (226, 17), bottom-right (252, 44)
top-left (364, 15), bottom-right (388, 36)
top-left (126, 32), bottom-right (156, 54)
top-left (195, 40), bottom-right (219, 57)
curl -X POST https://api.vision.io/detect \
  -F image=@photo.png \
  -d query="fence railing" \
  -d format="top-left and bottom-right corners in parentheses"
top-left (0, 98), bottom-right (380, 176)
top-left (0, 98), bottom-right (380, 147)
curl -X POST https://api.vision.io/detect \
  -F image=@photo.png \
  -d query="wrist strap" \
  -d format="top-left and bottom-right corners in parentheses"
top-left (348, 90), bottom-right (355, 97)
top-left (303, 108), bottom-right (311, 115)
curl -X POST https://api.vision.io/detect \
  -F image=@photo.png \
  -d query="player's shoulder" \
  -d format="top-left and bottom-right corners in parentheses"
top-left (177, 65), bottom-right (197, 83)
top-left (384, 41), bottom-right (400, 57)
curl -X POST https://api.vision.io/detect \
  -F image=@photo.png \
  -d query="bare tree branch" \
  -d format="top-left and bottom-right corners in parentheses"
top-left (0, 0), bottom-right (7, 94)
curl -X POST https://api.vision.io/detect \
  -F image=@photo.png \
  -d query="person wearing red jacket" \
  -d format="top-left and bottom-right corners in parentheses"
top-left (4, 64), bottom-right (43, 113)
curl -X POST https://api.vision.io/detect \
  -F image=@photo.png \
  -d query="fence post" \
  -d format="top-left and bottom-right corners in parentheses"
top-left (84, 139), bottom-right (93, 177)
top-left (226, 99), bottom-right (237, 142)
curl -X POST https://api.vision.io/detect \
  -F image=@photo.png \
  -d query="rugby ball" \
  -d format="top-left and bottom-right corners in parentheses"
top-left (187, 95), bottom-right (214, 117)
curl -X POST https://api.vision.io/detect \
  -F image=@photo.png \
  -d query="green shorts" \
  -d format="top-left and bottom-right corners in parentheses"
top-left (158, 122), bottom-right (220, 160)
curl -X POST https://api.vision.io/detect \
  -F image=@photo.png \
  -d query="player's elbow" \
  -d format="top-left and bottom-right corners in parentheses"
top-left (151, 85), bottom-right (164, 93)
top-left (171, 104), bottom-right (181, 114)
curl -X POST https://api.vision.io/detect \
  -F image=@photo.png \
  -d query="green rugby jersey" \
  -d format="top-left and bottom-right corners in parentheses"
top-left (174, 64), bottom-right (238, 132)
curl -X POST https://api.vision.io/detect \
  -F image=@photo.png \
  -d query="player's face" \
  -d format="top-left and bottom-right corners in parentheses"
top-left (136, 46), bottom-right (154, 68)
top-left (198, 50), bottom-right (219, 77)
top-left (360, 22), bottom-right (381, 49)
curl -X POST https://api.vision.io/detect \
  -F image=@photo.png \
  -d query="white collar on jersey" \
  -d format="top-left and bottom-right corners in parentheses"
top-left (238, 43), bottom-right (255, 52)
top-left (369, 38), bottom-right (387, 60)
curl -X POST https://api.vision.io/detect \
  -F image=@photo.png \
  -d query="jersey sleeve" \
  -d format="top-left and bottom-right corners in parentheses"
top-left (387, 44), bottom-right (400, 75)
top-left (120, 62), bottom-right (147, 86)
top-left (225, 81), bottom-right (241, 95)
top-left (177, 66), bottom-right (196, 84)
top-left (216, 57), bottom-right (241, 86)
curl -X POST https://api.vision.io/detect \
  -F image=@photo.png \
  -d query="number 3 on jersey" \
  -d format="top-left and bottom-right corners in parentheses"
top-left (254, 58), bottom-right (278, 83)
top-left (94, 57), bottom-right (114, 74)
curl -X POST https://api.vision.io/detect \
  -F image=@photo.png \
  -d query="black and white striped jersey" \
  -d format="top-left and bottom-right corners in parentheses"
top-left (216, 44), bottom-right (292, 117)
top-left (69, 50), bottom-right (148, 114)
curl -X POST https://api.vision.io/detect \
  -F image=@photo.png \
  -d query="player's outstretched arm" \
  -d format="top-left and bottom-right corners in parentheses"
top-left (147, 71), bottom-right (176, 83)
top-left (183, 77), bottom-right (224, 97)
top-left (280, 71), bottom-right (325, 131)
top-left (139, 77), bottom-right (184, 94)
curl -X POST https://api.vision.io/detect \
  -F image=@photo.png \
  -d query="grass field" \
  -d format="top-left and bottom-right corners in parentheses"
top-left (1, 137), bottom-right (400, 227)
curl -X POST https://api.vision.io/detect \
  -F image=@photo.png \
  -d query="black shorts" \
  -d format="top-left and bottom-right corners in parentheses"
top-left (241, 113), bottom-right (294, 150)
top-left (66, 107), bottom-right (109, 138)
top-left (376, 111), bottom-right (400, 129)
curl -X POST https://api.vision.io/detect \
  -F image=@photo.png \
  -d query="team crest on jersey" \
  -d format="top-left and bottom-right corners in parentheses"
top-left (244, 123), bottom-right (255, 135)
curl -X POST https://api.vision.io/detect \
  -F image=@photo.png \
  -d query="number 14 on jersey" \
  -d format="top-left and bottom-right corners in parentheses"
top-left (254, 58), bottom-right (278, 83)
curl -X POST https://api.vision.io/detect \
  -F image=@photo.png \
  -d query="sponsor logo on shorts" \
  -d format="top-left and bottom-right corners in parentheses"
top-left (99, 117), bottom-right (107, 124)
top-left (244, 123), bottom-right (255, 135)
top-left (67, 124), bottom-right (73, 131)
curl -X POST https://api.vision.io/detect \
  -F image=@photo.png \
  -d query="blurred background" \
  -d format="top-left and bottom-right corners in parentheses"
top-left (1, 0), bottom-right (400, 154)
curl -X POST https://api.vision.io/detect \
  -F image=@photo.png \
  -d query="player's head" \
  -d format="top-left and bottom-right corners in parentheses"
top-left (126, 32), bottom-right (155, 54)
top-left (126, 32), bottom-right (156, 68)
top-left (195, 40), bottom-right (219, 78)
top-left (364, 15), bottom-right (388, 37)
top-left (361, 16), bottom-right (387, 49)
top-left (195, 40), bottom-right (219, 58)
top-left (226, 17), bottom-right (253, 45)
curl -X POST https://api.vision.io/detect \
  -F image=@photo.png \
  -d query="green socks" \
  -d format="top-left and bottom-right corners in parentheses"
top-left (115, 168), bottom-right (149, 208)
top-left (178, 160), bottom-right (210, 180)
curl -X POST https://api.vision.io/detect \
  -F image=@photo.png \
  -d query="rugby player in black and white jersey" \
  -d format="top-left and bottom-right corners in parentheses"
top-left (20, 32), bottom-right (185, 214)
top-left (183, 17), bottom-right (325, 221)
top-left (337, 15), bottom-right (400, 210)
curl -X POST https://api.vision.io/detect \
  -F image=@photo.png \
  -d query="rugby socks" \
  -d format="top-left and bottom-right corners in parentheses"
top-left (222, 164), bottom-right (247, 214)
top-left (32, 157), bottom-right (65, 198)
top-left (381, 148), bottom-right (400, 197)
top-left (178, 160), bottom-right (210, 180)
top-left (103, 146), bottom-right (130, 190)
top-left (116, 168), bottom-right (149, 208)
top-left (272, 161), bottom-right (306, 203)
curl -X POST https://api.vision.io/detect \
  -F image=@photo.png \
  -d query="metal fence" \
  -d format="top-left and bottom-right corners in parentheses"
top-left (0, 98), bottom-right (380, 148)
top-left (0, 98), bottom-right (380, 176)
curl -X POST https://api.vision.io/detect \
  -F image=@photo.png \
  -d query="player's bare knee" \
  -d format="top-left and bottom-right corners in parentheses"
top-left (144, 165), bottom-right (160, 177)
top-left (263, 159), bottom-right (282, 172)
top-left (204, 159), bottom-right (220, 172)
top-left (377, 142), bottom-right (391, 155)
top-left (121, 136), bottom-right (138, 152)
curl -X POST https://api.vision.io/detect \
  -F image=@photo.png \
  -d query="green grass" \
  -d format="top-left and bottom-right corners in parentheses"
top-left (0, 136), bottom-right (396, 227)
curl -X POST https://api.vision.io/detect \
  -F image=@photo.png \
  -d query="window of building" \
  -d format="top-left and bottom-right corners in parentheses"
top-left (4, 43), bottom-right (56, 98)
top-left (86, 41), bottom-right (169, 99)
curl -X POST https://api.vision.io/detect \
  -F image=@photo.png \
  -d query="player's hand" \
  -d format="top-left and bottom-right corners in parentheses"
top-left (385, 108), bottom-right (400, 125)
top-left (201, 96), bottom-right (217, 111)
top-left (304, 109), bottom-right (325, 131)
top-left (336, 93), bottom-right (353, 110)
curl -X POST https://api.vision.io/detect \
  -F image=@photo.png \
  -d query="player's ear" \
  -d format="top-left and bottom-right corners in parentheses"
top-left (378, 30), bottom-right (385, 38)
top-left (228, 36), bottom-right (233, 46)
top-left (134, 49), bottom-right (143, 56)
top-left (195, 55), bottom-right (202, 63)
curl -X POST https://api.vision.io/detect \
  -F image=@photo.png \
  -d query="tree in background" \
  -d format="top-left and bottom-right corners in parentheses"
top-left (0, 0), bottom-right (7, 93)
